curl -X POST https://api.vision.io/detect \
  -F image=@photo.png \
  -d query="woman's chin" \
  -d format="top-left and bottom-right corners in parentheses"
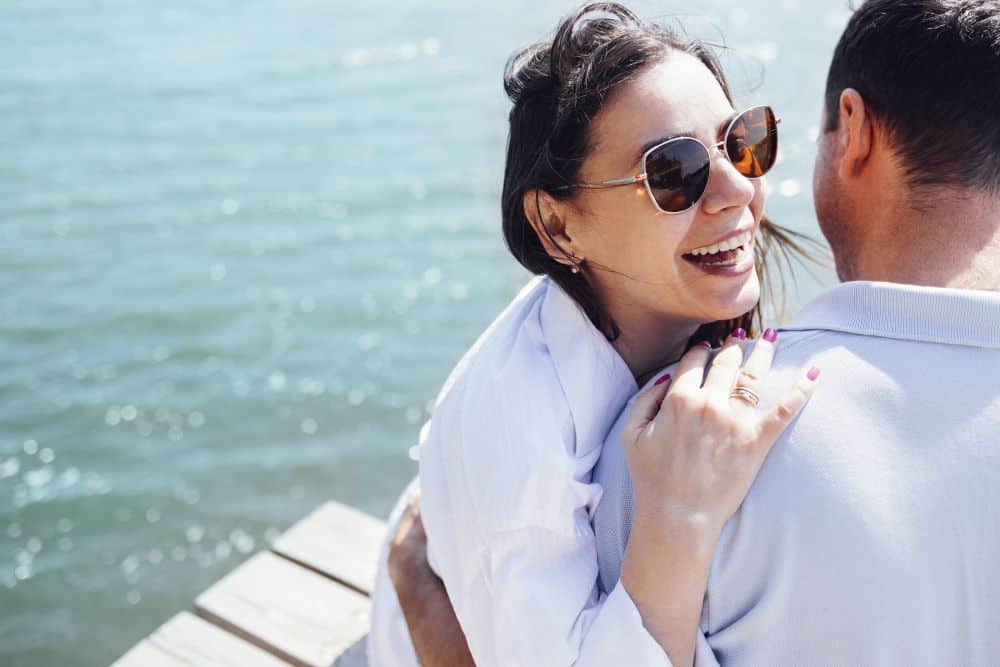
top-left (700, 273), bottom-right (761, 322)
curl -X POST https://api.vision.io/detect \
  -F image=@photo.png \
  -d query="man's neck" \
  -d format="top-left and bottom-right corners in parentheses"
top-left (846, 191), bottom-right (1000, 291)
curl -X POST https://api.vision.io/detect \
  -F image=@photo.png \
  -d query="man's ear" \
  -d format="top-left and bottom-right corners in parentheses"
top-left (837, 88), bottom-right (875, 181)
top-left (522, 188), bottom-right (579, 267)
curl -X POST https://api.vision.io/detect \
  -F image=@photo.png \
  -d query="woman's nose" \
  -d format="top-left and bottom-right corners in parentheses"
top-left (699, 144), bottom-right (757, 215)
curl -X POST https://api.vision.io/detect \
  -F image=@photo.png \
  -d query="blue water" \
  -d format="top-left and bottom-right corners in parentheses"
top-left (0, 1), bottom-right (845, 664)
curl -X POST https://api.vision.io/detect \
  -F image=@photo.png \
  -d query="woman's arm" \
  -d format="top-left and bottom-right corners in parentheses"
top-left (389, 503), bottom-right (722, 667)
top-left (389, 503), bottom-right (718, 667)
top-left (619, 505), bottom-right (719, 667)
top-left (412, 333), bottom-right (816, 666)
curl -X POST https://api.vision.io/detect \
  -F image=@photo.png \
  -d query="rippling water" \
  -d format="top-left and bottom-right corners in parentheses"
top-left (1, 1), bottom-right (845, 664)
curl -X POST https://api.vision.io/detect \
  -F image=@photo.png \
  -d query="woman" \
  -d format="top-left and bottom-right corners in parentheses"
top-left (369, 3), bottom-right (821, 666)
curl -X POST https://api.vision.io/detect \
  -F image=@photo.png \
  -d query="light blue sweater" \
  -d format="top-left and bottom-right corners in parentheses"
top-left (593, 281), bottom-right (1000, 666)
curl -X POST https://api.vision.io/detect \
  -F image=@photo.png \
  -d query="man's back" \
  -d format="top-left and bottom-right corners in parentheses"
top-left (594, 281), bottom-right (1000, 665)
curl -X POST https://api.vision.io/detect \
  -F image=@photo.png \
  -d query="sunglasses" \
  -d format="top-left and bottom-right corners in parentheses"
top-left (554, 105), bottom-right (780, 214)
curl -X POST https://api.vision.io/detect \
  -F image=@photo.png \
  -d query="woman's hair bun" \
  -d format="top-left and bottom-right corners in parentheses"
top-left (503, 2), bottom-right (642, 106)
top-left (549, 3), bottom-right (641, 81)
top-left (503, 40), bottom-right (557, 105)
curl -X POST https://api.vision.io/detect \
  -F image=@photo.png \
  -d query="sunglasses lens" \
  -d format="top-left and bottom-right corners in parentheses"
top-left (725, 106), bottom-right (778, 178)
top-left (645, 139), bottom-right (711, 213)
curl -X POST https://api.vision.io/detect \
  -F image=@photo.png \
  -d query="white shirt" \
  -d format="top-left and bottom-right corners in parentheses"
top-left (592, 281), bottom-right (1000, 665)
top-left (368, 275), bottom-right (673, 666)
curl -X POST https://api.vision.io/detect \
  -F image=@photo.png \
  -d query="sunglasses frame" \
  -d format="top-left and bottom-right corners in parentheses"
top-left (553, 106), bottom-right (780, 214)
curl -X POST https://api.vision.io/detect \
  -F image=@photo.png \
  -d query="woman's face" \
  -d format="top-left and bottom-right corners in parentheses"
top-left (563, 53), bottom-right (766, 329)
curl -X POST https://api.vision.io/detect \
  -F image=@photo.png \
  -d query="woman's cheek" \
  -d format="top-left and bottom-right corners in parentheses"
top-left (753, 180), bottom-right (767, 219)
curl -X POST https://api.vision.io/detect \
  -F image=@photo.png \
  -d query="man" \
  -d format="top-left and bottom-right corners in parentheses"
top-left (382, 0), bottom-right (1000, 664)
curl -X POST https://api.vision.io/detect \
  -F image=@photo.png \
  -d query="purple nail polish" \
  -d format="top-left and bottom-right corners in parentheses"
top-left (655, 374), bottom-right (672, 386)
top-left (763, 328), bottom-right (778, 343)
top-left (807, 367), bottom-right (821, 381)
top-left (697, 340), bottom-right (713, 350)
top-left (733, 328), bottom-right (747, 340)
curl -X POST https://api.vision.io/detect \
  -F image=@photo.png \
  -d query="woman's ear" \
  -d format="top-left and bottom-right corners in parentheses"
top-left (522, 188), bottom-right (579, 267)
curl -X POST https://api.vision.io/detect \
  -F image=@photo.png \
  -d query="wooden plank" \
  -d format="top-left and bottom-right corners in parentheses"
top-left (111, 611), bottom-right (291, 667)
top-left (271, 500), bottom-right (386, 595)
top-left (196, 551), bottom-right (370, 667)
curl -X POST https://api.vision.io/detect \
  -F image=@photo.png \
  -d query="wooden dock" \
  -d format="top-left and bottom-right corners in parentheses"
top-left (110, 501), bottom-right (388, 667)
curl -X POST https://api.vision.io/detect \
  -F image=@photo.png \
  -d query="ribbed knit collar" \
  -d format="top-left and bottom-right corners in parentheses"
top-left (782, 281), bottom-right (1000, 349)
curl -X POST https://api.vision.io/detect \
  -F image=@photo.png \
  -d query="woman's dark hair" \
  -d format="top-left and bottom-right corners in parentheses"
top-left (500, 1), bottom-right (818, 346)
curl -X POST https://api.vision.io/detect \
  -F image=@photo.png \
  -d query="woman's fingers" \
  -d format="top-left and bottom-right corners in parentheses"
top-left (757, 365), bottom-right (822, 448)
top-left (737, 328), bottom-right (778, 393)
top-left (727, 328), bottom-right (778, 413)
top-left (622, 372), bottom-right (672, 442)
top-left (702, 331), bottom-right (746, 394)
top-left (390, 496), bottom-right (424, 549)
top-left (670, 341), bottom-right (713, 393)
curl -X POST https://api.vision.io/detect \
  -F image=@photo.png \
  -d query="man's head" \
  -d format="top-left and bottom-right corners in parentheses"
top-left (813, 0), bottom-right (1000, 284)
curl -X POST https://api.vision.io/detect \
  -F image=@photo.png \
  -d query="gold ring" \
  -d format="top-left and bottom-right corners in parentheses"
top-left (729, 385), bottom-right (760, 408)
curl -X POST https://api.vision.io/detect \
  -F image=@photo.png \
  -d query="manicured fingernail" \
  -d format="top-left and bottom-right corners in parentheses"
top-left (807, 367), bottom-right (821, 381)
top-left (697, 340), bottom-right (712, 349)
top-left (763, 328), bottom-right (778, 343)
top-left (732, 328), bottom-right (746, 340)
top-left (654, 374), bottom-right (672, 386)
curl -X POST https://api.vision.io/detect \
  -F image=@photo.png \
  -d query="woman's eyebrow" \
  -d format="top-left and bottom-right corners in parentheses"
top-left (633, 112), bottom-right (740, 164)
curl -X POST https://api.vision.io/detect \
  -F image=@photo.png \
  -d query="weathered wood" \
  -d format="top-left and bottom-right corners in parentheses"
top-left (110, 500), bottom-right (384, 667)
top-left (271, 500), bottom-right (386, 596)
top-left (111, 611), bottom-right (291, 667)
top-left (195, 551), bottom-right (371, 667)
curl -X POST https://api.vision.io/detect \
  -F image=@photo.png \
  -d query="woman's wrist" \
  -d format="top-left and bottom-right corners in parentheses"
top-left (620, 501), bottom-right (721, 667)
top-left (621, 501), bottom-right (720, 605)
top-left (630, 495), bottom-right (724, 555)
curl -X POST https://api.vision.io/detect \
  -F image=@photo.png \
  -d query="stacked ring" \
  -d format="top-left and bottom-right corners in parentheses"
top-left (729, 386), bottom-right (761, 408)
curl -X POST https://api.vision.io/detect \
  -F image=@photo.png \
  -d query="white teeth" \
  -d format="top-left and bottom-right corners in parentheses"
top-left (688, 230), bottom-right (753, 256)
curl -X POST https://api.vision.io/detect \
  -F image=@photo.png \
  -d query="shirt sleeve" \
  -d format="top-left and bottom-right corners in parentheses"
top-left (584, 581), bottom-right (721, 667)
top-left (421, 403), bottom-right (726, 666)
top-left (422, 406), bottom-right (689, 664)
top-left (478, 522), bottom-right (672, 666)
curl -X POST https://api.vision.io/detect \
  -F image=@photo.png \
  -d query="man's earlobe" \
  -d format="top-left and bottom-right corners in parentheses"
top-left (522, 189), bottom-right (576, 267)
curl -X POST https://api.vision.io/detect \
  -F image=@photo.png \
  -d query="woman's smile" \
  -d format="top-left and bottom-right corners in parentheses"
top-left (681, 227), bottom-right (756, 276)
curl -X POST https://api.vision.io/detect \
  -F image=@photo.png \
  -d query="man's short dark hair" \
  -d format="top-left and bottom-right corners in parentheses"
top-left (824, 0), bottom-right (1000, 193)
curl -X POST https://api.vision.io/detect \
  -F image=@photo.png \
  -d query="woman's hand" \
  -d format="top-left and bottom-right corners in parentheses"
top-left (387, 491), bottom-right (476, 667)
top-left (622, 330), bottom-right (820, 536)
top-left (618, 330), bottom-right (819, 666)
top-left (386, 488), bottom-right (428, 588)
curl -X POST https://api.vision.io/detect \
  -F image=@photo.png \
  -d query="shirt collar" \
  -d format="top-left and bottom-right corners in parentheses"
top-left (539, 277), bottom-right (639, 451)
top-left (781, 280), bottom-right (1000, 349)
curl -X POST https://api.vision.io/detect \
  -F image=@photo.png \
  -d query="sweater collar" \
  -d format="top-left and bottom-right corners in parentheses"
top-left (782, 281), bottom-right (1000, 349)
